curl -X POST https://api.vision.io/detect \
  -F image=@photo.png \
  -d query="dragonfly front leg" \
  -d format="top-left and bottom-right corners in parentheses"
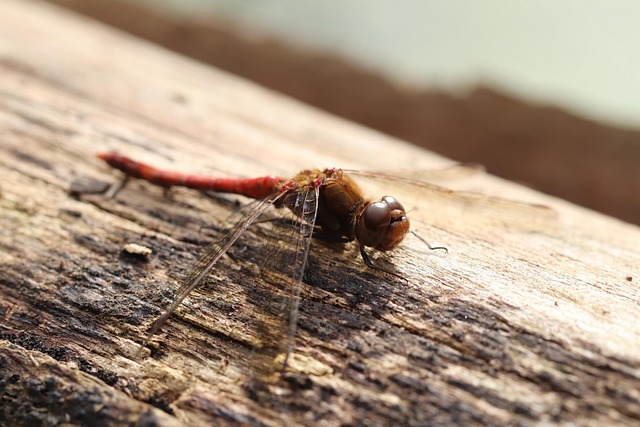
top-left (359, 245), bottom-right (404, 279)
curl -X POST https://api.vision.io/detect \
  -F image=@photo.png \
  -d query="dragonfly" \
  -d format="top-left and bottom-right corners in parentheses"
top-left (97, 152), bottom-right (456, 372)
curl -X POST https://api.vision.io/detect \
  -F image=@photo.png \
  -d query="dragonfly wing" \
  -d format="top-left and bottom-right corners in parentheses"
top-left (146, 190), bottom-right (288, 337)
top-left (343, 169), bottom-right (556, 233)
top-left (249, 183), bottom-right (320, 382)
top-left (283, 183), bottom-right (320, 370)
top-left (344, 163), bottom-right (485, 183)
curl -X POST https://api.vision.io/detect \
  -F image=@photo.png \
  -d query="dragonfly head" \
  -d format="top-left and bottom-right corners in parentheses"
top-left (356, 196), bottom-right (410, 251)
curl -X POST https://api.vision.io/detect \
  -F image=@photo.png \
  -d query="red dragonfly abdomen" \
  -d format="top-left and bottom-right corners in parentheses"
top-left (97, 152), bottom-right (284, 199)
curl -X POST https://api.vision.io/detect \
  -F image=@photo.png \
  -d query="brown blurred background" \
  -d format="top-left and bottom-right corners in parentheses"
top-left (46, 0), bottom-right (640, 225)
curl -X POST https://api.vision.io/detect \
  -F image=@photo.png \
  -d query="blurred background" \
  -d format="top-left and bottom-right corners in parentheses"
top-left (46, 0), bottom-right (640, 224)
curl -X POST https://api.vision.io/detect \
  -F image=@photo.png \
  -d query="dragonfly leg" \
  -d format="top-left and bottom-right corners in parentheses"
top-left (410, 231), bottom-right (448, 254)
top-left (106, 174), bottom-right (178, 199)
top-left (258, 217), bottom-right (353, 244)
top-left (104, 175), bottom-right (129, 198)
top-left (312, 231), bottom-right (352, 244)
top-left (359, 245), bottom-right (404, 279)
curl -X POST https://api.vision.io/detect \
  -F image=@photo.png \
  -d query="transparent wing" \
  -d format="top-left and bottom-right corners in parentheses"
top-left (144, 180), bottom-right (321, 385)
top-left (249, 184), bottom-right (320, 384)
top-left (145, 190), bottom-right (288, 338)
top-left (343, 168), bottom-right (556, 234)
top-left (344, 163), bottom-right (485, 183)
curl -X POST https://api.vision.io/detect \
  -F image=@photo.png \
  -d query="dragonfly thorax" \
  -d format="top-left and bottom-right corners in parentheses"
top-left (355, 195), bottom-right (410, 252)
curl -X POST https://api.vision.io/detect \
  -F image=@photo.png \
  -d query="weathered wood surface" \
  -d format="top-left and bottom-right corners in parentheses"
top-left (1, 1), bottom-right (639, 426)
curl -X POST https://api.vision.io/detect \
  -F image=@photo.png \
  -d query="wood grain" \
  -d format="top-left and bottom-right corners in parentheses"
top-left (1, 1), bottom-right (639, 426)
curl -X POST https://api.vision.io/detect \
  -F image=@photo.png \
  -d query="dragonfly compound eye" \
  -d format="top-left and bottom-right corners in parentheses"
top-left (356, 196), bottom-right (410, 251)
top-left (381, 195), bottom-right (405, 213)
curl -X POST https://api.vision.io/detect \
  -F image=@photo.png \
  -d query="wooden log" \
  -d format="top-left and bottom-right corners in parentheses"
top-left (1, 1), bottom-right (639, 426)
